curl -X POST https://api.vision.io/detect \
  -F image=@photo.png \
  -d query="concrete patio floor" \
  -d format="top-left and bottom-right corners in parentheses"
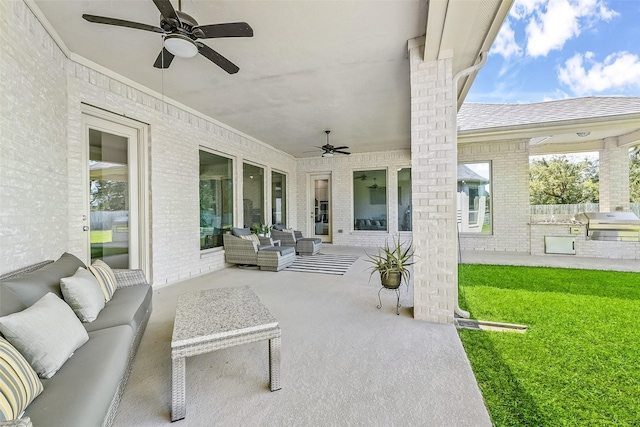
top-left (113, 244), bottom-right (639, 426)
top-left (113, 244), bottom-right (492, 426)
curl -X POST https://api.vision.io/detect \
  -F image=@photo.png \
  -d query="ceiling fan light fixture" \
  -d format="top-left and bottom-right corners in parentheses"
top-left (322, 152), bottom-right (334, 158)
top-left (164, 34), bottom-right (198, 58)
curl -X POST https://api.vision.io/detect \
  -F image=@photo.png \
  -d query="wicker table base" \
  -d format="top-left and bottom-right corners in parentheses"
top-left (170, 287), bottom-right (282, 422)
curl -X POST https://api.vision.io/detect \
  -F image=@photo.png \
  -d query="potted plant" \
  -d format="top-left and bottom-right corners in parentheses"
top-left (365, 236), bottom-right (415, 289)
top-left (252, 222), bottom-right (272, 237)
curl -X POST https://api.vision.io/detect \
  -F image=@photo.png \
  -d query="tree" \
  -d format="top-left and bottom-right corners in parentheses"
top-left (631, 147), bottom-right (640, 202)
top-left (529, 155), bottom-right (599, 204)
top-left (90, 180), bottom-right (128, 210)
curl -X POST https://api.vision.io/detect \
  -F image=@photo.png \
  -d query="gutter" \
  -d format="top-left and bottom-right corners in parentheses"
top-left (451, 51), bottom-right (488, 319)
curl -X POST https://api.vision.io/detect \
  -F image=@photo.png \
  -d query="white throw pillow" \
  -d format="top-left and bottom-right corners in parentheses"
top-left (0, 293), bottom-right (89, 379)
top-left (60, 267), bottom-right (106, 322)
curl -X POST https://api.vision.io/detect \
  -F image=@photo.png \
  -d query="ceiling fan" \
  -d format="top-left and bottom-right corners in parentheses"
top-left (368, 178), bottom-right (379, 190)
top-left (356, 173), bottom-right (368, 181)
top-left (82, 0), bottom-right (253, 74)
top-left (319, 131), bottom-right (350, 157)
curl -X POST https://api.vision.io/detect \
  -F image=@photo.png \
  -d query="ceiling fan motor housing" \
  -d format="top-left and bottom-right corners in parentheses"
top-left (162, 10), bottom-right (199, 36)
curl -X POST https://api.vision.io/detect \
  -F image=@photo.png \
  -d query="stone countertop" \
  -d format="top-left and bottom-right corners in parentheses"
top-left (172, 286), bottom-right (278, 348)
top-left (529, 221), bottom-right (585, 225)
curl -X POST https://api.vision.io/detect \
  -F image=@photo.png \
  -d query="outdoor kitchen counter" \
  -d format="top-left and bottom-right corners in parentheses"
top-left (529, 222), bottom-right (640, 260)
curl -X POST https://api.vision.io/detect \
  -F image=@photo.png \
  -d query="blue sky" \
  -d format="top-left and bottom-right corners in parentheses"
top-left (466, 0), bottom-right (640, 104)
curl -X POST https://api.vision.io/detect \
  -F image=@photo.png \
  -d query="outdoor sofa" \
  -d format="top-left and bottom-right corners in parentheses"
top-left (271, 226), bottom-right (322, 256)
top-left (0, 252), bottom-right (152, 427)
top-left (223, 228), bottom-right (295, 271)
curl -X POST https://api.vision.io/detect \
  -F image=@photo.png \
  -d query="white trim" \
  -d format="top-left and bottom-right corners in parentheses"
top-left (309, 173), bottom-right (332, 242)
top-left (23, 0), bottom-right (70, 57)
top-left (459, 114), bottom-right (640, 144)
top-left (81, 105), bottom-right (150, 280)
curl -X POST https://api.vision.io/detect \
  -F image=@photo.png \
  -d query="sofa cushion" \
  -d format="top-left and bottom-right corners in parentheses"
top-left (239, 234), bottom-right (260, 245)
top-left (88, 260), bottom-right (117, 302)
top-left (0, 253), bottom-right (84, 314)
top-left (260, 246), bottom-right (295, 255)
top-left (26, 325), bottom-right (134, 427)
top-left (232, 227), bottom-right (251, 237)
top-left (299, 237), bottom-right (322, 244)
top-left (0, 338), bottom-right (43, 422)
top-left (82, 283), bottom-right (152, 333)
top-left (60, 267), bottom-right (105, 322)
top-left (0, 293), bottom-right (89, 379)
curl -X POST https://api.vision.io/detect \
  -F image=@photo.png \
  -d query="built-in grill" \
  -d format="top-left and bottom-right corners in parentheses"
top-left (575, 212), bottom-right (640, 241)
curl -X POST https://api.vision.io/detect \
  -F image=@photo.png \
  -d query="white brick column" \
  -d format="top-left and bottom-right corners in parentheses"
top-left (600, 137), bottom-right (630, 212)
top-left (409, 42), bottom-right (457, 324)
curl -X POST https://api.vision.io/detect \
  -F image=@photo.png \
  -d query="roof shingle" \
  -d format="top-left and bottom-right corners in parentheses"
top-left (458, 96), bottom-right (640, 132)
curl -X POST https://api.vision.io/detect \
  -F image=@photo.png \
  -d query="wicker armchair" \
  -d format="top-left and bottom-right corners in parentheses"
top-left (222, 233), bottom-right (295, 271)
top-left (270, 229), bottom-right (322, 256)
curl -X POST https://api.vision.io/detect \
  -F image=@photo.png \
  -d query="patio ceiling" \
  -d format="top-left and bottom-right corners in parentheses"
top-left (31, 0), bottom-right (511, 158)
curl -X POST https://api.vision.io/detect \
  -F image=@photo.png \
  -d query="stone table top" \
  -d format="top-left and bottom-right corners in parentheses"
top-left (171, 286), bottom-right (279, 349)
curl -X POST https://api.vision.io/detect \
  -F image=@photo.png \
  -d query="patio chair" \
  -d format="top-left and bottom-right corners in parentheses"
top-left (270, 227), bottom-right (322, 256)
top-left (223, 230), bottom-right (295, 271)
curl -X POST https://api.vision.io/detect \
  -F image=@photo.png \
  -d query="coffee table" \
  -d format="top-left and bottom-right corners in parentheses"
top-left (170, 286), bottom-right (282, 422)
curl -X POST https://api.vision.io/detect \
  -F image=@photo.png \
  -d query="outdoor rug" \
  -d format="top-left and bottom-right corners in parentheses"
top-left (285, 254), bottom-right (360, 275)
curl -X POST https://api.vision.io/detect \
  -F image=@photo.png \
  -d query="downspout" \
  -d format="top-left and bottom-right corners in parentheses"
top-left (452, 51), bottom-right (488, 319)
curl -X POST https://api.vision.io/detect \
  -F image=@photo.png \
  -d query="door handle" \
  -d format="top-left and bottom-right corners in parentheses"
top-left (83, 226), bottom-right (89, 231)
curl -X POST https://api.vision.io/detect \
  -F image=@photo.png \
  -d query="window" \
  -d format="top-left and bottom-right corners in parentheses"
top-left (353, 169), bottom-right (387, 231)
top-left (243, 163), bottom-right (265, 229)
top-left (199, 151), bottom-right (233, 249)
top-left (397, 168), bottom-right (412, 231)
top-left (457, 162), bottom-right (491, 234)
top-left (272, 171), bottom-right (287, 227)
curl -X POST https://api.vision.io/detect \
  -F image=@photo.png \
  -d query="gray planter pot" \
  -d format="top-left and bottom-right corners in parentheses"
top-left (381, 271), bottom-right (401, 289)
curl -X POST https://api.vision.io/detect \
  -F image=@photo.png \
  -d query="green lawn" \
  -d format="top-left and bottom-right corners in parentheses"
top-left (90, 230), bottom-right (112, 244)
top-left (458, 264), bottom-right (640, 426)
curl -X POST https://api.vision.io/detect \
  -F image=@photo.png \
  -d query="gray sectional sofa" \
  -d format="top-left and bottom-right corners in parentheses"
top-left (0, 253), bottom-right (152, 427)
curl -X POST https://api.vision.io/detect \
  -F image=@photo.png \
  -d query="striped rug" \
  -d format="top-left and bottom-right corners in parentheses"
top-left (285, 254), bottom-right (360, 275)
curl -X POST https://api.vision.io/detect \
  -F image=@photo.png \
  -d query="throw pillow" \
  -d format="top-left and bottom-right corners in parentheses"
top-left (60, 267), bottom-right (106, 322)
top-left (0, 338), bottom-right (43, 422)
top-left (240, 234), bottom-right (260, 245)
top-left (87, 259), bottom-right (117, 302)
top-left (0, 293), bottom-right (89, 379)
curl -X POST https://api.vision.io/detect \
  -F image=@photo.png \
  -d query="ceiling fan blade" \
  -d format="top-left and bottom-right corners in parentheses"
top-left (82, 14), bottom-right (164, 33)
top-left (152, 0), bottom-right (180, 24)
top-left (153, 48), bottom-right (175, 69)
top-left (334, 150), bottom-right (351, 155)
top-left (194, 22), bottom-right (254, 39)
top-left (197, 43), bottom-right (239, 74)
top-left (333, 146), bottom-right (349, 150)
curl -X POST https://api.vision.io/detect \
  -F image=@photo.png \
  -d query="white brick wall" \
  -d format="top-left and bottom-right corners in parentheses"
top-left (66, 68), bottom-right (297, 286)
top-left (458, 139), bottom-right (531, 253)
top-left (296, 150), bottom-right (412, 248)
top-left (0, 0), bottom-right (69, 272)
top-left (409, 45), bottom-right (456, 324)
top-left (1, 0), bottom-right (297, 284)
top-left (599, 137), bottom-right (630, 212)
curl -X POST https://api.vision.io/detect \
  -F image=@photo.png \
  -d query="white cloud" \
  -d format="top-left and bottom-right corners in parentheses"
top-left (510, 0), bottom-right (619, 58)
top-left (490, 19), bottom-right (523, 59)
top-left (557, 51), bottom-right (640, 95)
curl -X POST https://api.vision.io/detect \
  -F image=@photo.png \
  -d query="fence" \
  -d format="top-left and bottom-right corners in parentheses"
top-left (90, 211), bottom-right (128, 230)
top-left (530, 203), bottom-right (640, 216)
